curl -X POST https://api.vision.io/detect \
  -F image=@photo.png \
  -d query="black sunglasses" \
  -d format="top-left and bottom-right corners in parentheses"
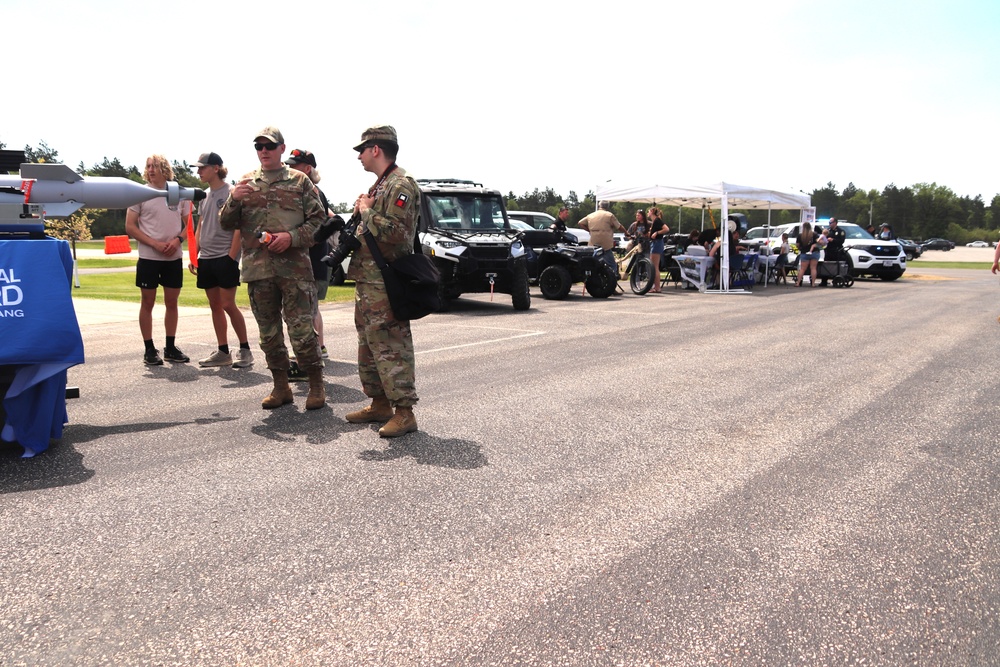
top-left (254, 141), bottom-right (279, 151)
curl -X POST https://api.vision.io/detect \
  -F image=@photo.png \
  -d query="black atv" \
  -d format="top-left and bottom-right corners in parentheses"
top-left (520, 229), bottom-right (618, 300)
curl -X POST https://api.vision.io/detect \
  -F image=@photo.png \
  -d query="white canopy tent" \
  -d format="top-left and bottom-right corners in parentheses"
top-left (595, 182), bottom-right (811, 292)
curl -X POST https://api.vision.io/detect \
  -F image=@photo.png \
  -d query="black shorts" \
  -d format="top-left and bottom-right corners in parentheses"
top-left (136, 258), bottom-right (183, 290)
top-left (196, 255), bottom-right (241, 290)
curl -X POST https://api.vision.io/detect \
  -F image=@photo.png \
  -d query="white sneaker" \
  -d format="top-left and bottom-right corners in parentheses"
top-left (199, 349), bottom-right (233, 367)
top-left (232, 348), bottom-right (254, 368)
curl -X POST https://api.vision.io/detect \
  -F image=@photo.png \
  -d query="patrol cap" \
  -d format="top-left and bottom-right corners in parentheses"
top-left (254, 126), bottom-right (285, 144)
top-left (192, 152), bottom-right (223, 167)
top-left (287, 149), bottom-right (317, 167)
top-left (353, 125), bottom-right (398, 152)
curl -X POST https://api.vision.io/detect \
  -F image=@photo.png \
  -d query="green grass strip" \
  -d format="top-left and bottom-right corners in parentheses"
top-left (71, 273), bottom-right (355, 308)
top-left (909, 261), bottom-right (991, 270)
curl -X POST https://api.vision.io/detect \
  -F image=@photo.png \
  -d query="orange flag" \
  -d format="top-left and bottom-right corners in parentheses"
top-left (186, 202), bottom-right (198, 268)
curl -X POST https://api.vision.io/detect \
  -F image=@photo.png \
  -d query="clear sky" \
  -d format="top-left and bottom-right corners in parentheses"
top-left (3, 0), bottom-right (997, 207)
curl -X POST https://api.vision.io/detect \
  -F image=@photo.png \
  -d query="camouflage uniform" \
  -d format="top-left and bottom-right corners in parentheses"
top-left (219, 165), bottom-right (325, 371)
top-left (348, 166), bottom-right (421, 407)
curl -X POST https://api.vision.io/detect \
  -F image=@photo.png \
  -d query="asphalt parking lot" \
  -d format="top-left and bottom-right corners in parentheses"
top-left (2, 265), bottom-right (999, 666)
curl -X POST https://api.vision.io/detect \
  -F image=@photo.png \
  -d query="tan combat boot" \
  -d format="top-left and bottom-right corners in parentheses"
top-left (379, 407), bottom-right (417, 438)
top-left (262, 369), bottom-right (294, 409)
top-left (305, 367), bottom-right (326, 410)
top-left (345, 396), bottom-right (393, 423)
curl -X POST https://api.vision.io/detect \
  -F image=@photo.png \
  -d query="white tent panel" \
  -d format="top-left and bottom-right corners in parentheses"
top-left (596, 182), bottom-right (810, 210)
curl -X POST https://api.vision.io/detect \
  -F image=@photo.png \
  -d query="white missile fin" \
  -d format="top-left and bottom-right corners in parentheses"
top-left (20, 163), bottom-right (83, 183)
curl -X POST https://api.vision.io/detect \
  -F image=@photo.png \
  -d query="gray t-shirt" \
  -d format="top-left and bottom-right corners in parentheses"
top-left (198, 183), bottom-right (239, 260)
top-left (129, 198), bottom-right (191, 261)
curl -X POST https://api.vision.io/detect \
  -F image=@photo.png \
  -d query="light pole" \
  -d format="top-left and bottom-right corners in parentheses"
top-left (596, 179), bottom-right (611, 211)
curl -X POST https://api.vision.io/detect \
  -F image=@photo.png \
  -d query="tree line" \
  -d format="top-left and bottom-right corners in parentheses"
top-left (4, 139), bottom-right (998, 244)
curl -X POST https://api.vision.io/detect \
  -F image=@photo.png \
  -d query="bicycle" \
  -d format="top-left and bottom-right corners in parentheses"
top-left (616, 238), bottom-right (655, 295)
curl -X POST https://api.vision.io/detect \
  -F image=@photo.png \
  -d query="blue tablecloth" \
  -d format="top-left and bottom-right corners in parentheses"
top-left (0, 239), bottom-right (85, 457)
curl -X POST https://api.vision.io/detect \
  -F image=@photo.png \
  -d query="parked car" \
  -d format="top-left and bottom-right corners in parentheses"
top-left (897, 238), bottom-right (924, 260)
top-left (966, 240), bottom-right (990, 248)
top-left (920, 238), bottom-right (955, 251)
top-left (507, 210), bottom-right (590, 245)
top-left (740, 226), bottom-right (772, 251)
top-left (766, 220), bottom-right (906, 281)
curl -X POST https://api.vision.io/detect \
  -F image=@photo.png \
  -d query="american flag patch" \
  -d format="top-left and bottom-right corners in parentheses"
top-left (394, 193), bottom-right (409, 208)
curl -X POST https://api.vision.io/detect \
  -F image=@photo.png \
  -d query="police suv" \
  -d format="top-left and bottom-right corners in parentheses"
top-left (767, 220), bottom-right (906, 281)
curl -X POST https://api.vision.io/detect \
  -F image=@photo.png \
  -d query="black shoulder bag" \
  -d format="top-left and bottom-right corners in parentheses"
top-left (363, 233), bottom-right (441, 321)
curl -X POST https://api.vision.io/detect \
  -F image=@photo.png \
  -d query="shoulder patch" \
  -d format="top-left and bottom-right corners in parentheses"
top-left (394, 193), bottom-right (410, 208)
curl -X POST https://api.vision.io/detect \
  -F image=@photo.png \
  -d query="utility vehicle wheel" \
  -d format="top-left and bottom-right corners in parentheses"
top-left (511, 259), bottom-right (532, 310)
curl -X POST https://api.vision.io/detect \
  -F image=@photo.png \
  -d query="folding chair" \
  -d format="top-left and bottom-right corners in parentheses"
top-left (780, 253), bottom-right (798, 285)
top-left (766, 253), bottom-right (785, 284)
top-left (729, 253), bottom-right (757, 290)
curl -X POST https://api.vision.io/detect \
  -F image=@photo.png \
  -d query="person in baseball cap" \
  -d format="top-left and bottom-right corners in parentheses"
top-left (285, 147), bottom-right (332, 379)
top-left (286, 148), bottom-right (317, 168)
top-left (189, 150), bottom-right (250, 368)
top-left (253, 126), bottom-right (284, 146)
top-left (192, 152), bottom-right (223, 168)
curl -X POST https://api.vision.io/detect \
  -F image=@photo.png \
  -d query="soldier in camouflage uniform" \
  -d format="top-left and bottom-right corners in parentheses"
top-left (344, 125), bottom-right (421, 437)
top-left (219, 126), bottom-right (327, 410)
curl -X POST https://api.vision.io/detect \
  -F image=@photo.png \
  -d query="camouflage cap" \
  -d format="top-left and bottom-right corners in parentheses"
top-left (353, 125), bottom-right (398, 152)
top-left (254, 126), bottom-right (284, 144)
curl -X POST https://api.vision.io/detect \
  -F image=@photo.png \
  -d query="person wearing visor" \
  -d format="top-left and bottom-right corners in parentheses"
top-left (219, 127), bottom-right (327, 410)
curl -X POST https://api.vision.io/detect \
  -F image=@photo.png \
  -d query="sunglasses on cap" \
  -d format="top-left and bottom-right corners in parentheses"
top-left (290, 148), bottom-right (310, 158)
top-left (254, 141), bottom-right (280, 151)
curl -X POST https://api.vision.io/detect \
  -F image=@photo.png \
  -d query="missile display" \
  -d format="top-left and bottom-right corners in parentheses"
top-left (0, 163), bottom-right (206, 218)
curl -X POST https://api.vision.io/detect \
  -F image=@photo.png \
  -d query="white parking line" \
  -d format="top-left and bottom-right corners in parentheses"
top-left (416, 329), bottom-right (546, 355)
